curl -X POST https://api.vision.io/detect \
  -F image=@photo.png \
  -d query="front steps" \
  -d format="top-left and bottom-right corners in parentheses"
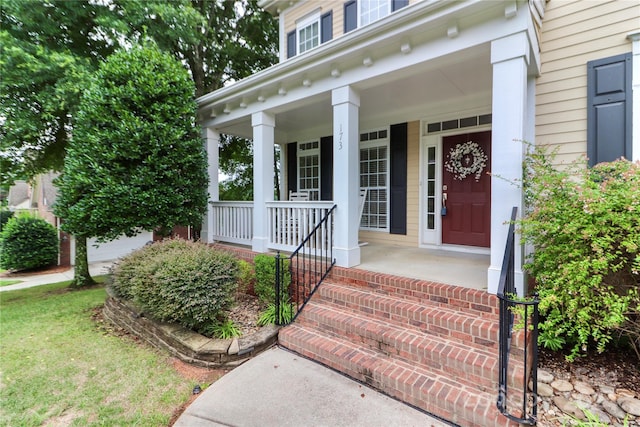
top-left (278, 267), bottom-right (525, 427)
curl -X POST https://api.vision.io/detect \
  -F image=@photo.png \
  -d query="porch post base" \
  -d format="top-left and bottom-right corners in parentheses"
top-left (334, 246), bottom-right (361, 268)
top-left (487, 266), bottom-right (524, 296)
top-left (252, 237), bottom-right (269, 254)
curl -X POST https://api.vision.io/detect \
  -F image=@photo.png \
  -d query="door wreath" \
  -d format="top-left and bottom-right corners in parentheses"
top-left (444, 141), bottom-right (488, 181)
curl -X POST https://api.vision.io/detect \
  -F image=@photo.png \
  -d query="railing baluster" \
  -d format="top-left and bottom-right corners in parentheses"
top-left (497, 207), bottom-right (539, 426)
top-left (274, 205), bottom-right (337, 326)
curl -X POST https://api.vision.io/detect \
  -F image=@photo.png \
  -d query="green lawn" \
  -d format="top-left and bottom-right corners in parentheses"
top-left (0, 279), bottom-right (22, 287)
top-left (0, 278), bottom-right (194, 426)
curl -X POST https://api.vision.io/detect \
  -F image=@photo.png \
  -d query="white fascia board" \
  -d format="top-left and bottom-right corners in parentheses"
top-left (199, 0), bottom-right (533, 127)
top-left (258, 0), bottom-right (299, 16)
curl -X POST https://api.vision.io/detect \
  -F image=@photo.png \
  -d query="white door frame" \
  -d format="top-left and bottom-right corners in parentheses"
top-left (418, 124), bottom-right (492, 254)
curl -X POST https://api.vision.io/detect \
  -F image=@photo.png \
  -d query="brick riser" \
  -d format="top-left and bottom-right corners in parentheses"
top-left (278, 269), bottom-right (525, 427)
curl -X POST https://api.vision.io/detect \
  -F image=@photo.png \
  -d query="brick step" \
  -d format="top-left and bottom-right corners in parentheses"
top-left (294, 300), bottom-right (518, 393)
top-left (317, 281), bottom-right (500, 350)
top-left (279, 323), bottom-right (518, 427)
top-left (328, 266), bottom-right (499, 318)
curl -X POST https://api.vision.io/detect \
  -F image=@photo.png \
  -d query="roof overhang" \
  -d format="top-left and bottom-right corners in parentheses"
top-left (198, 0), bottom-right (540, 140)
top-left (257, 0), bottom-right (300, 16)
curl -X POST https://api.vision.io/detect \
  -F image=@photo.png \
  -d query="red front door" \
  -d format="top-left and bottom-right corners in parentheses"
top-left (442, 131), bottom-right (491, 247)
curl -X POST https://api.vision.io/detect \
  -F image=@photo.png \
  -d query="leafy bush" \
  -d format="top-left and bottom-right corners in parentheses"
top-left (519, 146), bottom-right (639, 360)
top-left (111, 239), bottom-right (239, 335)
top-left (0, 215), bottom-right (58, 271)
top-left (237, 259), bottom-right (256, 296)
top-left (0, 210), bottom-right (14, 231)
top-left (254, 254), bottom-right (291, 304)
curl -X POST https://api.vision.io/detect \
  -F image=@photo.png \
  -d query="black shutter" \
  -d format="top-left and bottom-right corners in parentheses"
top-left (587, 52), bottom-right (632, 166)
top-left (320, 136), bottom-right (333, 200)
top-left (287, 143), bottom-right (297, 193)
top-left (321, 11), bottom-right (333, 43)
top-left (287, 30), bottom-right (296, 58)
top-left (344, 0), bottom-right (357, 33)
top-left (392, 0), bottom-right (409, 11)
top-left (389, 123), bottom-right (407, 235)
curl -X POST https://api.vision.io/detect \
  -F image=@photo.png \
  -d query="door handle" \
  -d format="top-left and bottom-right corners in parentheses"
top-left (441, 193), bottom-right (447, 216)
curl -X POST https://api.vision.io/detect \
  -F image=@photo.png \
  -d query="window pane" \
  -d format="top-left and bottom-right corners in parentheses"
top-left (360, 0), bottom-right (389, 26)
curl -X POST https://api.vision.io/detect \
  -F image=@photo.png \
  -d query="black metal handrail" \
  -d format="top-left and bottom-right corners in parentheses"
top-left (275, 204), bottom-right (336, 325)
top-left (497, 206), bottom-right (539, 425)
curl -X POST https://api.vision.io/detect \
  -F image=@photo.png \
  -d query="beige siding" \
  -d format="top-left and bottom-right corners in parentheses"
top-left (535, 0), bottom-right (638, 161)
top-left (282, 0), bottom-right (424, 57)
top-left (283, 1), bottom-right (342, 39)
top-left (358, 121), bottom-right (419, 247)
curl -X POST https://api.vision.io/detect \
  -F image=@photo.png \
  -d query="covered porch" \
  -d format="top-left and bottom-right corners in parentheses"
top-left (197, 0), bottom-right (542, 295)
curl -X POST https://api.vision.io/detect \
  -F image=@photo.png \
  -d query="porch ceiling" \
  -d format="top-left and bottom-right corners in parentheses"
top-left (216, 43), bottom-right (493, 141)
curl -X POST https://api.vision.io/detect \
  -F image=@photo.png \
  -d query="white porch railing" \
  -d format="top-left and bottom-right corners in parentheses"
top-left (209, 201), bottom-right (253, 245)
top-left (210, 201), bottom-right (335, 253)
top-left (266, 201), bottom-right (335, 252)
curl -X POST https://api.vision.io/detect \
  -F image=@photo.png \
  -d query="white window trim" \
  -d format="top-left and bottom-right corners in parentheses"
top-left (296, 12), bottom-right (321, 55)
top-left (359, 129), bottom-right (390, 232)
top-left (358, 0), bottom-right (391, 28)
top-left (297, 140), bottom-right (320, 200)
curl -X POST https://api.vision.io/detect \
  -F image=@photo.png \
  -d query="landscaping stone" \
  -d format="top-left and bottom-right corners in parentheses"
top-left (553, 396), bottom-right (586, 420)
top-left (551, 379), bottom-right (573, 392)
top-left (574, 381), bottom-right (595, 395)
top-left (538, 364), bottom-right (640, 426)
top-left (228, 338), bottom-right (239, 355)
top-left (537, 382), bottom-right (554, 397)
top-left (538, 368), bottom-right (554, 383)
top-left (619, 398), bottom-right (640, 417)
top-left (102, 294), bottom-right (279, 368)
top-left (602, 399), bottom-right (628, 420)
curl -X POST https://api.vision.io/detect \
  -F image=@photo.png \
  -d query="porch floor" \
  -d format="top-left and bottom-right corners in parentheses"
top-left (358, 244), bottom-right (489, 290)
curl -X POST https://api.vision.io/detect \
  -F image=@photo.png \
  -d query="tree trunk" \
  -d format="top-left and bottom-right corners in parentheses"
top-left (73, 235), bottom-right (95, 287)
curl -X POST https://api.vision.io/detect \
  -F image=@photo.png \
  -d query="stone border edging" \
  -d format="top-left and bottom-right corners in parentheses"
top-left (102, 287), bottom-right (279, 368)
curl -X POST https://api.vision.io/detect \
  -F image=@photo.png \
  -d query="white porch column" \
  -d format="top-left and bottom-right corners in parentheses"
top-left (202, 127), bottom-right (220, 243)
top-left (628, 31), bottom-right (640, 161)
top-left (251, 112), bottom-right (275, 253)
top-left (487, 32), bottom-right (530, 295)
top-left (332, 86), bottom-right (361, 267)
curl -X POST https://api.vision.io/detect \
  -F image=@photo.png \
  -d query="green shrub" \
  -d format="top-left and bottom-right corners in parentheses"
top-left (519, 146), bottom-right (640, 360)
top-left (254, 253), bottom-right (291, 304)
top-left (237, 259), bottom-right (256, 296)
top-left (0, 215), bottom-right (58, 271)
top-left (110, 239), bottom-right (239, 334)
top-left (257, 301), bottom-right (295, 326)
top-left (0, 210), bottom-right (14, 231)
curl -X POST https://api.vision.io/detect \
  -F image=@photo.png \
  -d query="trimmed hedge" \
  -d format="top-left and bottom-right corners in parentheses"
top-left (254, 253), bottom-right (290, 305)
top-left (0, 210), bottom-right (14, 231)
top-left (110, 239), bottom-right (239, 334)
top-left (0, 215), bottom-right (58, 271)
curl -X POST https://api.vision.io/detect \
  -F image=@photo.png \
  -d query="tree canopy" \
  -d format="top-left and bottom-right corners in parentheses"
top-left (1, 0), bottom-right (278, 184)
top-left (54, 43), bottom-right (208, 243)
top-left (0, 0), bottom-right (116, 183)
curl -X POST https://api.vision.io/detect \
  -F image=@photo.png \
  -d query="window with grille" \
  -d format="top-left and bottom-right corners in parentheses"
top-left (298, 141), bottom-right (320, 200)
top-left (360, 131), bottom-right (388, 230)
top-left (360, 0), bottom-right (390, 26)
top-left (298, 20), bottom-right (319, 54)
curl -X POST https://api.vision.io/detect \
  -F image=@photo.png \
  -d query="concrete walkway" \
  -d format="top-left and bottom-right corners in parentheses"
top-left (174, 346), bottom-right (451, 427)
top-left (0, 261), bottom-right (114, 292)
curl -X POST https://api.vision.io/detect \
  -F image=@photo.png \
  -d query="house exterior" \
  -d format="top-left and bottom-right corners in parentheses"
top-left (197, 0), bottom-right (639, 295)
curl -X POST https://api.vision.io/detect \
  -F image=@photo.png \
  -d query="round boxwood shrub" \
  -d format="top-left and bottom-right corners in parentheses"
top-left (0, 210), bottom-right (14, 231)
top-left (0, 215), bottom-right (58, 271)
top-left (111, 239), bottom-right (239, 334)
